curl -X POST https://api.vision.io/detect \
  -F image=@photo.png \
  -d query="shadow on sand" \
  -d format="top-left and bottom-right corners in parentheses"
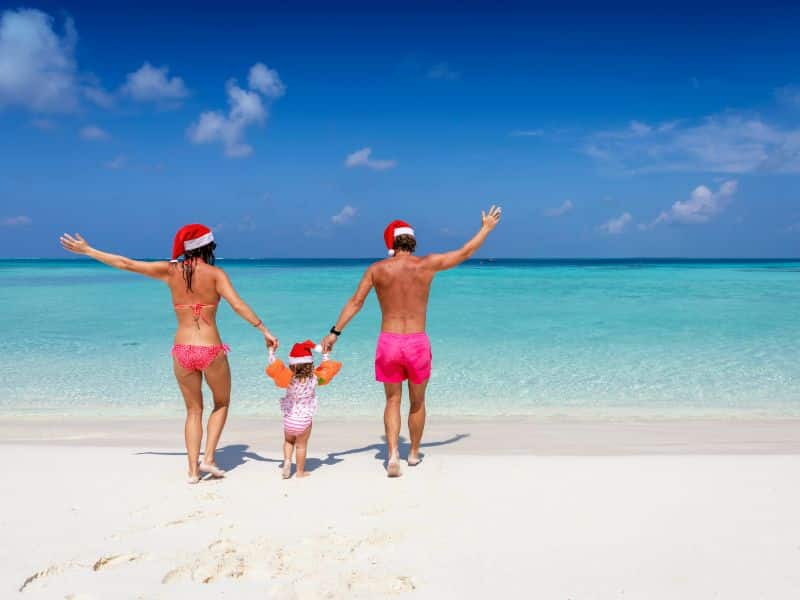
top-left (136, 433), bottom-right (470, 476)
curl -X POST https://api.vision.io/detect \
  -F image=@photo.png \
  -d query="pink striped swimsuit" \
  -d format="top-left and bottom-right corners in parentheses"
top-left (280, 377), bottom-right (318, 435)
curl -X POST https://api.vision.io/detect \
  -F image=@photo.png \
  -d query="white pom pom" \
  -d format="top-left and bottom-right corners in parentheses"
top-left (313, 344), bottom-right (323, 353)
top-left (388, 249), bottom-right (395, 256)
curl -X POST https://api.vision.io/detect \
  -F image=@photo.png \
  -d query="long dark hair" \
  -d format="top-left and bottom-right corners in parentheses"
top-left (181, 242), bottom-right (216, 291)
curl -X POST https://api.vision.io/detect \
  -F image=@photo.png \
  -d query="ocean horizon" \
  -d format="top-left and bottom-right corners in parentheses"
top-left (2, 258), bottom-right (799, 418)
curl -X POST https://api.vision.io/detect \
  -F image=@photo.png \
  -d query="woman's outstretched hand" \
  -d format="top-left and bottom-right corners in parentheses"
top-left (60, 233), bottom-right (90, 255)
top-left (263, 330), bottom-right (279, 351)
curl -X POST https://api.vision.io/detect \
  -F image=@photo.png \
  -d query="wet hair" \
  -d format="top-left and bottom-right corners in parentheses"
top-left (181, 241), bottom-right (217, 292)
top-left (290, 362), bottom-right (314, 380)
top-left (393, 234), bottom-right (416, 254)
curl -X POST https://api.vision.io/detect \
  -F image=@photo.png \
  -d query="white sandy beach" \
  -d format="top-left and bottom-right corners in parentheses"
top-left (2, 417), bottom-right (800, 599)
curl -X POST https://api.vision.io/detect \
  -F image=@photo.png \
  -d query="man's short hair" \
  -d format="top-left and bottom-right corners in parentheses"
top-left (393, 234), bottom-right (416, 254)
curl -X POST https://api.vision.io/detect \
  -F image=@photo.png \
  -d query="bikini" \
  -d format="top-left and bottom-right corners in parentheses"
top-left (171, 302), bottom-right (230, 371)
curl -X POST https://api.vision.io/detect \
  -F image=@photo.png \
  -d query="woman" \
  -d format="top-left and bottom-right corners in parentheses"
top-left (60, 224), bottom-right (278, 483)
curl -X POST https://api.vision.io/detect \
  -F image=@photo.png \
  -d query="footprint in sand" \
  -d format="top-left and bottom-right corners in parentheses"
top-left (93, 553), bottom-right (143, 571)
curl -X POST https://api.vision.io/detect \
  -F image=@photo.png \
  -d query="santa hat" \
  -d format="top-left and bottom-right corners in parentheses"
top-left (288, 340), bottom-right (323, 365)
top-left (172, 224), bottom-right (215, 261)
top-left (383, 219), bottom-right (415, 256)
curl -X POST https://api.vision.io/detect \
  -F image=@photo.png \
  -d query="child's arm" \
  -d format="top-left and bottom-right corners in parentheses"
top-left (315, 353), bottom-right (342, 386)
top-left (265, 348), bottom-right (293, 388)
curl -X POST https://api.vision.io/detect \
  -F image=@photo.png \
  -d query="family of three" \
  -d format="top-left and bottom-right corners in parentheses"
top-left (59, 205), bottom-right (502, 481)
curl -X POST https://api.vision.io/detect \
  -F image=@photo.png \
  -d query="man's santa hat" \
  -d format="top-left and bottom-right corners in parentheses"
top-left (383, 220), bottom-right (415, 256)
top-left (172, 224), bottom-right (215, 261)
top-left (288, 340), bottom-right (323, 365)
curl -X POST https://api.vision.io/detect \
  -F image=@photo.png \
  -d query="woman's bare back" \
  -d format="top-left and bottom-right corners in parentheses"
top-left (168, 262), bottom-right (225, 345)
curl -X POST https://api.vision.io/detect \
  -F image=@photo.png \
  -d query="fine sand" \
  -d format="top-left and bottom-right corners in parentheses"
top-left (2, 416), bottom-right (800, 598)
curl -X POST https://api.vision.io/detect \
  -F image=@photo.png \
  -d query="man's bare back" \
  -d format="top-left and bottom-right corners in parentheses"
top-left (370, 255), bottom-right (435, 333)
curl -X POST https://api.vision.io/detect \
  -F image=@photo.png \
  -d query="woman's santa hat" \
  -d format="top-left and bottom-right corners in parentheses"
top-left (383, 219), bottom-right (415, 256)
top-left (172, 224), bottom-right (215, 261)
top-left (288, 340), bottom-right (323, 365)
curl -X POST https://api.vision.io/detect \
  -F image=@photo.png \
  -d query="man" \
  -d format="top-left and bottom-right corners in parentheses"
top-left (322, 205), bottom-right (502, 477)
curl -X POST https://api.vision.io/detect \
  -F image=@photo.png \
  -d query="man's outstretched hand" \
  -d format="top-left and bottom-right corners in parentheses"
top-left (481, 205), bottom-right (502, 231)
top-left (321, 332), bottom-right (338, 353)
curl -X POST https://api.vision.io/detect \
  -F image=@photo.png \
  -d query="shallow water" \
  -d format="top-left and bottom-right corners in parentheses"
top-left (2, 258), bottom-right (799, 417)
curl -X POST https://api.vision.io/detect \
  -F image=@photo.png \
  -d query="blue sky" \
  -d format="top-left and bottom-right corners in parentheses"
top-left (1, 1), bottom-right (799, 258)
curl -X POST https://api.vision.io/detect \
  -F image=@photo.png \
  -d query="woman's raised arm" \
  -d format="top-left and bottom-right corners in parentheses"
top-left (60, 233), bottom-right (171, 281)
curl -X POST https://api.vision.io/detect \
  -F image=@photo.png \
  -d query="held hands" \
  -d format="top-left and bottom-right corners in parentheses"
top-left (321, 332), bottom-right (338, 353)
top-left (481, 205), bottom-right (502, 231)
top-left (263, 330), bottom-right (279, 351)
top-left (60, 233), bottom-right (91, 255)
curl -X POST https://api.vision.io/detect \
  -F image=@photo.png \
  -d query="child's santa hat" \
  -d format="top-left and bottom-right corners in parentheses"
top-left (288, 340), bottom-right (323, 365)
top-left (172, 224), bottom-right (215, 261)
top-left (383, 219), bottom-right (415, 256)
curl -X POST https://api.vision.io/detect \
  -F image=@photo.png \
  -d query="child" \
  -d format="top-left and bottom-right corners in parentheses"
top-left (266, 340), bottom-right (342, 478)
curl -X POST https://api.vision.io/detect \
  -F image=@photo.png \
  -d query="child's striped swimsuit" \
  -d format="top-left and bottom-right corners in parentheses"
top-left (280, 376), bottom-right (318, 435)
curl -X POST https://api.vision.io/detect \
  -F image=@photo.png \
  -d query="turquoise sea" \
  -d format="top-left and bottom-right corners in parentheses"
top-left (1, 259), bottom-right (799, 418)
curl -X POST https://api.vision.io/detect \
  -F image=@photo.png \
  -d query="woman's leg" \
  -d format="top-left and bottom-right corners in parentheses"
top-left (173, 358), bottom-right (204, 478)
top-left (282, 432), bottom-right (295, 478)
top-left (295, 423), bottom-right (313, 477)
top-left (201, 353), bottom-right (231, 468)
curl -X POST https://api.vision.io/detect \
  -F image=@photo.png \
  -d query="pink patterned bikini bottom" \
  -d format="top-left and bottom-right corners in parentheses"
top-left (171, 344), bottom-right (230, 371)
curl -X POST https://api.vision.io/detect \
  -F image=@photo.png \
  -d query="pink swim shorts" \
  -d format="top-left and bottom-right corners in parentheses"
top-left (375, 332), bottom-right (432, 384)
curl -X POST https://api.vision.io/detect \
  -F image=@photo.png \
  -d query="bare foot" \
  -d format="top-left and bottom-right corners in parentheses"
top-left (407, 453), bottom-right (422, 467)
top-left (199, 462), bottom-right (226, 478)
top-left (296, 471), bottom-right (311, 478)
top-left (187, 474), bottom-right (200, 485)
top-left (281, 463), bottom-right (292, 479)
top-left (387, 460), bottom-right (402, 478)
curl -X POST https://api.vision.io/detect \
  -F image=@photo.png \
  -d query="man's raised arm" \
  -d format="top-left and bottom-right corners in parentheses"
top-left (424, 205), bottom-right (502, 272)
top-left (321, 266), bottom-right (375, 351)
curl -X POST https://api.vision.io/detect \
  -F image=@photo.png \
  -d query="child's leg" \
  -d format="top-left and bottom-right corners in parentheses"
top-left (295, 423), bottom-right (313, 477)
top-left (282, 432), bottom-right (295, 478)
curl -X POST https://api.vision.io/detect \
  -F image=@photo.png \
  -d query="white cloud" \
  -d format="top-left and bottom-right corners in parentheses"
top-left (80, 125), bottom-right (110, 141)
top-left (248, 63), bottom-right (285, 98)
top-left (510, 129), bottom-right (544, 137)
top-left (599, 212), bottom-right (632, 235)
top-left (640, 180), bottom-right (737, 229)
top-left (188, 64), bottom-right (283, 158)
top-left (345, 147), bottom-right (397, 171)
top-left (585, 115), bottom-right (800, 174)
top-left (543, 200), bottom-right (573, 217)
top-left (428, 62), bottom-right (459, 80)
top-left (104, 155), bottom-right (126, 169)
top-left (1, 215), bottom-right (32, 227)
top-left (0, 9), bottom-right (79, 112)
top-left (121, 62), bottom-right (188, 105)
top-left (331, 205), bottom-right (357, 225)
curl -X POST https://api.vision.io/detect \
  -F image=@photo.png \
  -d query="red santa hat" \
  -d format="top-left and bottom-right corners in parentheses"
top-left (288, 340), bottom-right (323, 365)
top-left (383, 219), bottom-right (415, 256)
top-left (172, 224), bottom-right (215, 261)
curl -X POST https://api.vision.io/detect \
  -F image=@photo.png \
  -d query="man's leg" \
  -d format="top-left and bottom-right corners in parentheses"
top-left (383, 383), bottom-right (403, 477)
top-left (407, 380), bottom-right (428, 465)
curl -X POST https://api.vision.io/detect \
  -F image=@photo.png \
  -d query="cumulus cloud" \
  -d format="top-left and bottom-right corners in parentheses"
top-left (187, 64), bottom-right (282, 158)
top-left (1, 215), bottom-right (32, 227)
top-left (331, 205), bottom-right (357, 225)
top-left (543, 200), bottom-right (573, 217)
top-left (585, 115), bottom-right (800, 174)
top-left (80, 125), bottom-right (109, 141)
top-left (510, 129), bottom-right (544, 137)
top-left (345, 147), bottom-right (397, 171)
top-left (428, 62), bottom-right (459, 80)
top-left (104, 155), bottom-right (126, 169)
top-left (0, 9), bottom-right (79, 112)
top-left (248, 62), bottom-right (285, 98)
top-left (599, 212), bottom-right (632, 235)
top-left (640, 180), bottom-right (737, 229)
top-left (121, 62), bottom-right (188, 105)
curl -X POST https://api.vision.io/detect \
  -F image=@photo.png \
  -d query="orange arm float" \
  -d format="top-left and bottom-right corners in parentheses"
top-left (315, 360), bottom-right (342, 386)
top-left (265, 358), bottom-right (293, 388)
